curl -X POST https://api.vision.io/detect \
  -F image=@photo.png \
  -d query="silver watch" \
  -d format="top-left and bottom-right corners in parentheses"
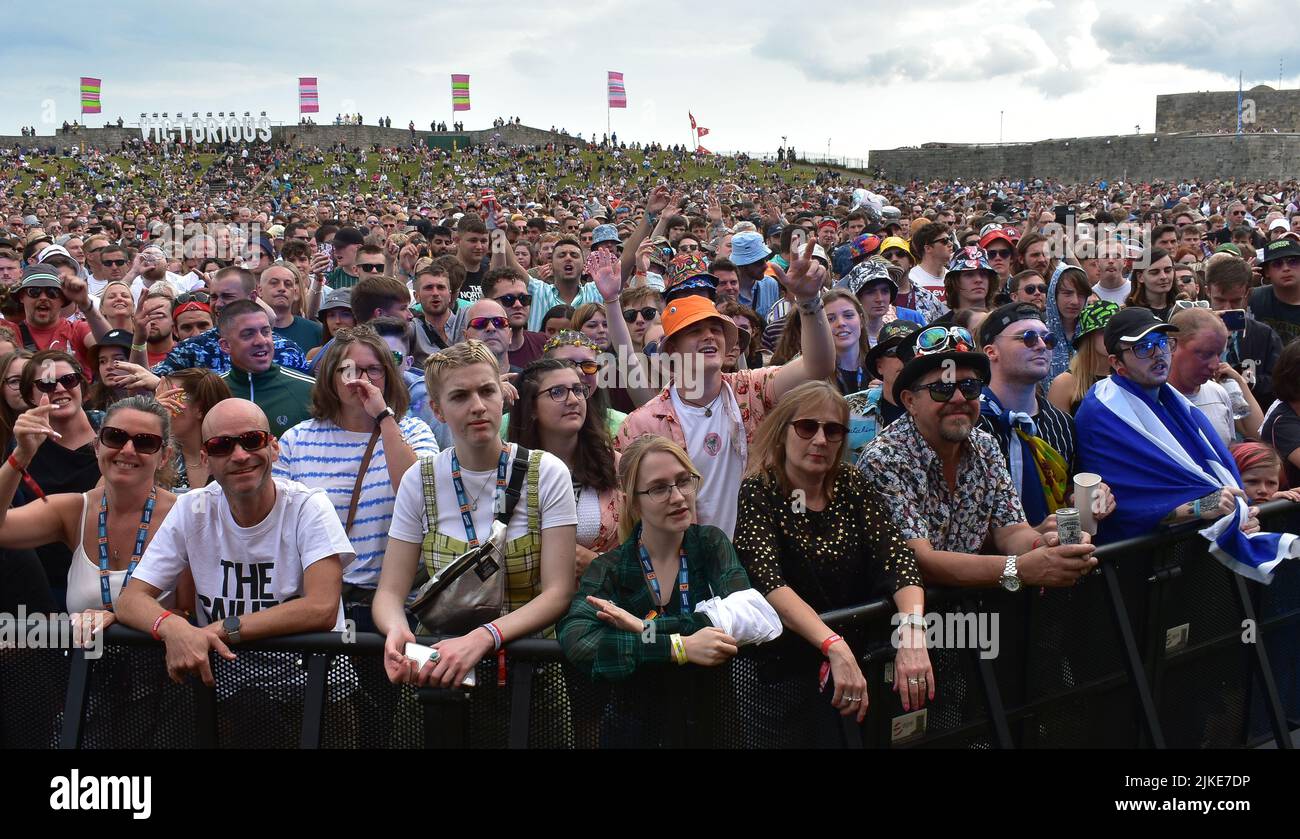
top-left (999, 555), bottom-right (1022, 592)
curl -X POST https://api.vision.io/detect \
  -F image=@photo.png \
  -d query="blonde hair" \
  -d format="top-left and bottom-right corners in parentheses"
top-left (745, 381), bottom-right (848, 502)
top-left (423, 338), bottom-right (501, 405)
top-left (616, 435), bottom-right (700, 542)
top-left (1064, 337), bottom-right (1109, 414)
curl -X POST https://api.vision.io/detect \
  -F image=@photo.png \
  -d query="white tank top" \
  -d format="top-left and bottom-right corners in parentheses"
top-left (65, 493), bottom-right (173, 614)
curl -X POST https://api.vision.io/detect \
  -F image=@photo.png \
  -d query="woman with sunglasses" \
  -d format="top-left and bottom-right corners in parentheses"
top-left (734, 382), bottom-right (932, 741)
top-left (508, 359), bottom-right (621, 579)
top-left (0, 395), bottom-right (185, 637)
top-left (273, 326), bottom-right (437, 632)
top-left (0, 349), bottom-right (33, 457)
top-left (559, 435), bottom-right (753, 689)
top-left (153, 369), bottom-right (232, 492)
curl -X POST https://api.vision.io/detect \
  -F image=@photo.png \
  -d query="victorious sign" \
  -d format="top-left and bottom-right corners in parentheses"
top-left (140, 113), bottom-right (273, 144)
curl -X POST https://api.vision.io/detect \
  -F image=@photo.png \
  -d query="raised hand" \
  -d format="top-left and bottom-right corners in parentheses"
top-left (12, 392), bottom-right (60, 464)
top-left (773, 239), bottom-right (827, 302)
top-left (589, 249), bottom-right (622, 301)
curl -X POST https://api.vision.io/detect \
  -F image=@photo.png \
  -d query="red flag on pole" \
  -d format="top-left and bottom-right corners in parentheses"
top-left (689, 112), bottom-right (697, 131)
top-left (697, 127), bottom-right (710, 138)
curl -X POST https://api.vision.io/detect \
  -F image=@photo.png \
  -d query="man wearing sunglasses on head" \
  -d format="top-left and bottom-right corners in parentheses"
top-left (976, 303), bottom-right (1115, 531)
top-left (117, 398), bottom-right (353, 690)
top-left (860, 325), bottom-right (1098, 591)
top-left (1076, 308), bottom-right (1296, 580)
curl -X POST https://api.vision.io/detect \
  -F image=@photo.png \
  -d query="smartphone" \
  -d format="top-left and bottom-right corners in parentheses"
top-left (1218, 309), bottom-right (1246, 332)
top-left (319, 241), bottom-right (335, 271)
top-left (404, 642), bottom-right (477, 687)
top-left (790, 229), bottom-right (807, 253)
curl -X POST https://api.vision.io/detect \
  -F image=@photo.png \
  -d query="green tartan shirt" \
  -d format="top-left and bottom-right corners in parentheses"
top-left (558, 523), bottom-right (752, 682)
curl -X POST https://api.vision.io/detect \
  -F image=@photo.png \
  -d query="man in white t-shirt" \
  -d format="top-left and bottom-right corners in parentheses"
top-left (118, 399), bottom-right (354, 687)
top-left (1167, 308), bottom-right (1264, 446)
top-left (1085, 238), bottom-right (1131, 305)
top-left (906, 221), bottom-right (953, 296)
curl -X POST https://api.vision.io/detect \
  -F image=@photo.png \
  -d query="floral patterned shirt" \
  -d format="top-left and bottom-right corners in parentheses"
top-left (857, 414), bottom-right (1025, 554)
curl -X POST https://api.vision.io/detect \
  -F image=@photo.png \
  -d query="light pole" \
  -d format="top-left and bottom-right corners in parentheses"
top-left (1000, 110), bottom-right (1004, 143)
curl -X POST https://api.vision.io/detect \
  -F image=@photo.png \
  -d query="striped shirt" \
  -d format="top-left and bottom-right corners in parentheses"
top-left (273, 416), bottom-right (439, 587)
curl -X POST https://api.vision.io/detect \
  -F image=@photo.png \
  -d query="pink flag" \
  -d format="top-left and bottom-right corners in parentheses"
top-left (298, 77), bottom-right (319, 113)
top-left (607, 71), bottom-right (627, 108)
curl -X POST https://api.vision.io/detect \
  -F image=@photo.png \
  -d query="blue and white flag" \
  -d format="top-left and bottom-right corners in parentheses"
top-left (1076, 375), bottom-right (1298, 583)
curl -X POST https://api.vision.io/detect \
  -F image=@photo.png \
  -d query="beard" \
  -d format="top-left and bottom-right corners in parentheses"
top-left (937, 414), bottom-right (974, 443)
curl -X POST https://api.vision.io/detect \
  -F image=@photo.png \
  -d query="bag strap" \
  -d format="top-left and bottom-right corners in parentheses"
top-left (497, 445), bottom-right (531, 525)
top-left (344, 424), bottom-right (382, 535)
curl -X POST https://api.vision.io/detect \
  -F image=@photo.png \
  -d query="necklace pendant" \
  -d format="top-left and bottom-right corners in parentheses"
top-left (704, 407), bottom-right (712, 417)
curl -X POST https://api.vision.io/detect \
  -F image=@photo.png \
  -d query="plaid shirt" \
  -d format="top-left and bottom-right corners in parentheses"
top-left (152, 327), bottom-right (308, 376)
top-left (558, 524), bottom-right (752, 681)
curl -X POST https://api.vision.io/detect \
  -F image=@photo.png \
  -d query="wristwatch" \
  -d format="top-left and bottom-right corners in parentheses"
top-left (999, 555), bottom-right (1022, 592)
top-left (222, 616), bottom-right (242, 644)
top-left (374, 407), bottom-right (396, 427)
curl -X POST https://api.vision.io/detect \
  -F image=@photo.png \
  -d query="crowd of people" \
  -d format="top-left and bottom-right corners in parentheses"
top-left (2, 133), bottom-right (1300, 744)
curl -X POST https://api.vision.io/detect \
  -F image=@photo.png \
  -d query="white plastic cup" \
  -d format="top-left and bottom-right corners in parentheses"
top-left (1074, 472), bottom-right (1102, 535)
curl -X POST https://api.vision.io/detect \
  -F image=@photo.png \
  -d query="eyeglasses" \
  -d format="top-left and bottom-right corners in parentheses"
top-left (3, 376), bottom-right (22, 390)
top-left (102, 259), bottom-right (128, 267)
top-left (789, 419), bottom-right (849, 442)
top-left (175, 291), bottom-right (210, 305)
top-left (1002, 329), bottom-right (1057, 349)
top-left (34, 372), bottom-right (82, 393)
top-left (358, 263), bottom-right (386, 273)
top-left (1272, 256), bottom-right (1300, 269)
top-left (1020, 284), bottom-right (1048, 295)
top-left (912, 378), bottom-right (984, 402)
top-left (915, 326), bottom-right (975, 354)
top-left (99, 426), bottom-right (165, 455)
top-left (986, 248), bottom-right (1014, 259)
top-left (1173, 299), bottom-right (1210, 311)
top-left (202, 430), bottom-right (272, 457)
top-left (623, 307), bottom-right (659, 323)
top-left (496, 293), bottom-right (532, 308)
top-left (24, 287), bottom-right (63, 300)
top-left (677, 244), bottom-right (700, 253)
top-left (344, 364), bottom-right (387, 381)
top-left (637, 474), bottom-right (701, 503)
top-left (540, 383), bottom-right (590, 402)
top-left (1127, 335), bottom-right (1177, 359)
top-left (468, 316), bottom-right (508, 331)
top-left (564, 359), bottom-right (600, 376)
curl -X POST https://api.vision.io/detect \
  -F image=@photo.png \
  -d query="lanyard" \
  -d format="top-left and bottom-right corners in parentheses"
top-left (98, 487), bottom-right (157, 610)
top-left (449, 445), bottom-right (509, 547)
top-left (638, 542), bottom-right (690, 617)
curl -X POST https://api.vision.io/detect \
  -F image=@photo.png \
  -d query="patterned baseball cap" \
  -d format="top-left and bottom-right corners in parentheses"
top-left (1073, 300), bottom-right (1120, 349)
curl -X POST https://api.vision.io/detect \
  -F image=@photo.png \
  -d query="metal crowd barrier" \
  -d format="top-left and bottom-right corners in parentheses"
top-left (2, 501), bottom-right (1297, 749)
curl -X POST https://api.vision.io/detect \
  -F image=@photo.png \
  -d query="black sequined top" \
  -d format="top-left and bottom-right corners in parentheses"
top-left (733, 465), bottom-right (923, 614)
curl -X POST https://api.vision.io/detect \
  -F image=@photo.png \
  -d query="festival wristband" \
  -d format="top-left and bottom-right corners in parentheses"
top-left (820, 633), bottom-right (843, 657)
top-left (130, 343), bottom-right (147, 353)
top-left (670, 633), bottom-right (688, 665)
top-left (481, 621), bottom-right (503, 651)
top-left (150, 610), bottom-right (174, 641)
top-left (8, 453), bottom-right (46, 502)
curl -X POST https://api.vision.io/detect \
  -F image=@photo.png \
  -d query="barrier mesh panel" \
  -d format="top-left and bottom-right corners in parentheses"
top-left (210, 650), bottom-right (306, 749)
top-left (81, 645), bottom-right (197, 748)
top-left (0, 647), bottom-right (68, 748)
top-left (321, 652), bottom-right (423, 749)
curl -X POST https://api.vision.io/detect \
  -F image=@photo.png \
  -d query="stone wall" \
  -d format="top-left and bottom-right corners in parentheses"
top-left (0, 122), bottom-right (585, 153)
top-left (1157, 87), bottom-right (1300, 134)
top-left (869, 132), bottom-right (1300, 183)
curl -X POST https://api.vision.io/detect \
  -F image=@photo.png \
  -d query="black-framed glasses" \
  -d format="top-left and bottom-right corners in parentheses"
top-left (623, 307), bottom-right (659, 323)
top-left (1002, 329), bottom-right (1057, 349)
top-left (637, 474), bottom-right (700, 503)
top-left (99, 426), bottom-right (165, 455)
top-left (202, 430), bottom-right (272, 457)
top-left (24, 287), bottom-right (63, 300)
top-left (33, 372), bottom-right (82, 393)
top-left (1127, 335), bottom-right (1177, 359)
top-left (344, 364), bottom-right (387, 381)
top-left (912, 378), bottom-right (984, 403)
top-left (1020, 284), bottom-right (1048, 295)
top-left (986, 248), bottom-right (1014, 259)
top-left (789, 419), bottom-right (849, 442)
top-left (540, 383), bottom-right (590, 402)
top-left (101, 259), bottom-right (128, 267)
top-left (468, 316), bottom-right (507, 331)
top-left (358, 263), bottom-right (386, 273)
top-left (496, 293), bottom-right (532, 308)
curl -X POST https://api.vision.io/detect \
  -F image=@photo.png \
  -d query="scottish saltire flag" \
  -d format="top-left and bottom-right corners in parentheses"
top-left (1076, 376), bottom-right (1299, 583)
top-left (607, 71), bottom-right (627, 108)
top-left (80, 77), bottom-right (101, 114)
top-left (298, 77), bottom-right (319, 113)
top-left (451, 75), bottom-right (471, 111)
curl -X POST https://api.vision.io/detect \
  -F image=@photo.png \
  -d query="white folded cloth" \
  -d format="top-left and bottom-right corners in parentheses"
top-left (693, 589), bottom-right (783, 646)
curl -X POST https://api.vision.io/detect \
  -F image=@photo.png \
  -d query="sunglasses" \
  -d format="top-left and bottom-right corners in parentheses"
top-left (102, 259), bottom-right (128, 267)
top-left (496, 293), bottom-right (533, 308)
top-left (202, 430), bottom-right (273, 457)
top-left (623, 307), bottom-right (659, 323)
top-left (913, 378), bottom-right (984, 402)
top-left (986, 248), bottom-right (1015, 259)
top-left (540, 383), bottom-right (590, 402)
top-left (175, 291), bottom-right (210, 305)
top-left (789, 419), bottom-right (849, 442)
top-left (358, 263), bottom-right (386, 273)
top-left (34, 372), bottom-right (82, 393)
top-left (1020, 284), bottom-right (1048, 295)
top-left (565, 359), bottom-right (600, 376)
top-left (24, 287), bottom-right (63, 300)
top-left (1127, 335), bottom-right (1177, 359)
top-left (1173, 299), bottom-right (1210, 311)
top-left (915, 326), bottom-right (975, 354)
top-left (99, 426), bottom-right (165, 455)
top-left (1003, 329), bottom-right (1057, 349)
top-left (468, 316), bottom-right (508, 331)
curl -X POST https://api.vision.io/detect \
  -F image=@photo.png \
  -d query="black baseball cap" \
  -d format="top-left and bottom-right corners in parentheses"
top-left (978, 302), bottom-right (1045, 348)
top-left (1259, 238), bottom-right (1300, 265)
top-left (1103, 307), bottom-right (1179, 355)
top-left (865, 320), bottom-right (920, 380)
top-left (332, 227), bottom-right (365, 249)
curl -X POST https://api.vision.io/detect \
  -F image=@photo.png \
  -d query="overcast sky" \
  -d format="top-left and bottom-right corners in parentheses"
top-left (4, 0), bottom-right (1295, 158)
